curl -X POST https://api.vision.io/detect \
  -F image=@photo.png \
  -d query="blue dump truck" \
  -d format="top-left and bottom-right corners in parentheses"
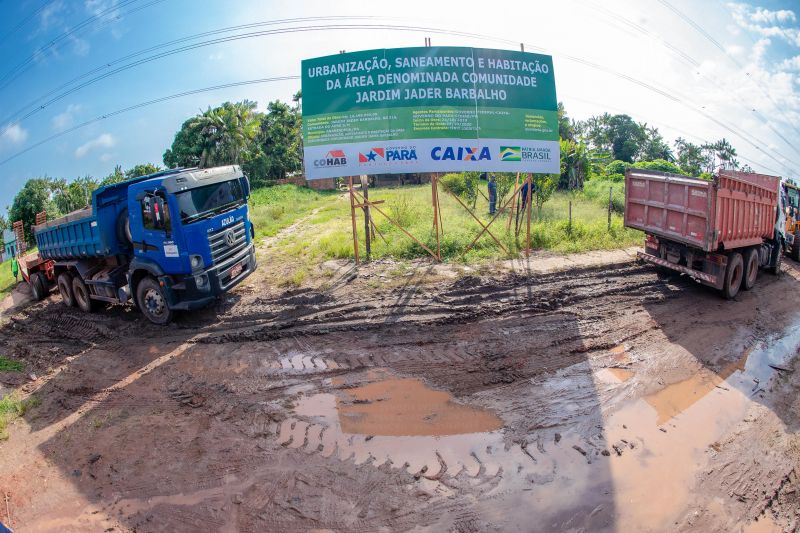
top-left (21, 165), bottom-right (257, 324)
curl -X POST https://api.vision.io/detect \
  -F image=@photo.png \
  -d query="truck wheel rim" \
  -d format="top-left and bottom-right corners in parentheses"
top-left (144, 288), bottom-right (166, 317)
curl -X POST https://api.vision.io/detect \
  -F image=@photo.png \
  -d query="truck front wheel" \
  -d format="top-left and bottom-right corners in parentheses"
top-left (58, 272), bottom-right (75, 307)
top-left (72, 276), bottom-right (96, 313)
top-left (723, 252), bottom-right (744, 299)
top-left (743, 248), bottom-right (759, 291)
top-left (136, 277), bottom-right (173, 325)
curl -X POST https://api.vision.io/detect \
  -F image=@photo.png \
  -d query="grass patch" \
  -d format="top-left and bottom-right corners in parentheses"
top-left (0, 258), bottom-right (19, 300)
top-left (249, 184), bottom-right (337, 239)
top-left (265, 183), bottom-right (640, 263)
top-left (0, 357), bottom-right (23, 372)
top-left (0, 393), bottom-right (39, 440)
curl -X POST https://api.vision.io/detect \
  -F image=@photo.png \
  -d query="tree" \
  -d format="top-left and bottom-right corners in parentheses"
top-left (51, 175), bottom-right (98, 213)
top-left (126, 163), bottom-right (161, 179)
top-left (532, 174), bottom-right (558, 218)
top-left (640, 125), bottom-right (673, 162)
top-left (244, 100), bottom-right (302, 184)
top-left (557, 102), bottom-right (575, 141)
top-left (8, 178), bottom-right (60, 243)
top-left (559, 139), bottom-right (590, 189)
top-left (704, 138), bottom-right (738, 171)
top-left (163, 101), bottom-right (261, 169)
top-left (675, 138), bottom-right (708, 176)
top-left (100, 165), bottom-right (126, 186)
top-left (576, 113), bottom-right (645, 163)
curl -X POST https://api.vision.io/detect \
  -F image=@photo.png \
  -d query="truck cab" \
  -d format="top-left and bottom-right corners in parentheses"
top-left (782, 181), bottom-right (800, 260)
top-left (125, 166), bottom-right (257, 322)
top-left (30, 165), bottom-right (257, 324)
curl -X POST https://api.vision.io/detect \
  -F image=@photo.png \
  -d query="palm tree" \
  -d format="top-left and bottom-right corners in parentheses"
top-left (190, 101), bottom-right (259, 167)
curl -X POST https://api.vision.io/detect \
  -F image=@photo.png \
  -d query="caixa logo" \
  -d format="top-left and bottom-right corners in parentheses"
top-left (314, 149), bottom-right (347, 167)
top-left (431, 146), bottom-right (491, 161)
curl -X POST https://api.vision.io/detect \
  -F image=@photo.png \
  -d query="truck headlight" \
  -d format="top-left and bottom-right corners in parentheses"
top-left (190, 254), bottom-right (203, 270)
top-left (195, 274), bottom-right (209, 289)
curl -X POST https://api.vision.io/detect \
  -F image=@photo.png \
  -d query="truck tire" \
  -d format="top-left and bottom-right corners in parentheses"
top-left (743, 248), bottom-right (759, 291)
top-left (723, 252), bottom-right (744, 300)
top-left (29, 272), bottom-right (47, 301)
top-left (116, 207), bottom-right (132, 245)
top-left (792, 232), bottom-right (800, 261)
top-left (57, 272), bottom-right (75, 307)
top-left (136, 277), bottom-right (173, 325)
top-left (72, 275), bottom-right (95, 313)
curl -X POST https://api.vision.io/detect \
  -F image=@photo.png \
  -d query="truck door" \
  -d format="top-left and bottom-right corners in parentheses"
top-left (137, 189), bottom-right (183, 273)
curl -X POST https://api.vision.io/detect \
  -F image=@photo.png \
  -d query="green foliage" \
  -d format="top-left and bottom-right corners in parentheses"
top-left (51, 175), bottom-right (98, 213)
top-left (0, 393), bottom-right (39, 440)
top-left (248, 184), bottom-right (330, 238)
top-left (557, 101), bottom-right (575, 141)
top-left (605, 160), bottom-right (628, 176)
top-left (559, 139), bottom-right (590, 189)
top-left (439, 172), bottom-right (480, 208)
top-left (584, 179), bottom-right (625, 213)
top-left (389, 193), bottom-right (417, 227)
top-left (494, 173), bottom-right (516, 206)
top-left (8, 178), bottom-right (60, 243)
top-left (164, 100), bottom-right (261, 169)
top-left (532, 174), bottom-right (559, 217)
top-left (0, 357), bottom-right (23, 372)
top-left (244, 100), bottom-right (303, 185)
top-left (631, 159), bottom-right (684, 174)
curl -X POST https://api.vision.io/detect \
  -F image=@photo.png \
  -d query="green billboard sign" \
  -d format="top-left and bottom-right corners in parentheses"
top-left (301, 46), bottom-right (559, 179)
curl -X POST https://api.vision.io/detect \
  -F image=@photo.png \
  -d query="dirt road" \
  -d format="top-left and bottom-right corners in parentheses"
top-left (0, 255), bottom-right (799, 532)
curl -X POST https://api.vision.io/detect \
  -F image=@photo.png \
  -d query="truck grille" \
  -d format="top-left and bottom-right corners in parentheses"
top-left (208, 221), bottom-right (247, 269)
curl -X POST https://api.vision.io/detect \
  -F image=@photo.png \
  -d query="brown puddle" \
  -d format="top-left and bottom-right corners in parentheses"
top-left (336, 375), bottom-right (503, 436)
top-left (644, 349), bottom-right (749, 425)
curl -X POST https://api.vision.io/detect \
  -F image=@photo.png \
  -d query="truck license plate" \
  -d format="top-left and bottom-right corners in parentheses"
top-left (230, 262), bottom-right (243, 279)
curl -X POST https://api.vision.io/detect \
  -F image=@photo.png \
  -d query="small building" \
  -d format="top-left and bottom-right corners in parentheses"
top-left (3, 228), bottom-right (17, 258)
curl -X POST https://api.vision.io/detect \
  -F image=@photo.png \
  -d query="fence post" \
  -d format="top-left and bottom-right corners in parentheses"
top-left (361, 175), bottom-right (371, 261)
top-left (348, 176), bottom-right (360, 264)
top-left (607, 186), bottom-right (613, 231)
top-left (569, 201), bottom-right (572, 235)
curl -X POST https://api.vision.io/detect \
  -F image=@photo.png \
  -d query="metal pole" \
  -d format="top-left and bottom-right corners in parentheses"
top-left (348, 176), bottom-right (360, 264)
top-left (432, 175), bottom-right (441, 261)
top-left (608, 186), bottom-right (613, 231)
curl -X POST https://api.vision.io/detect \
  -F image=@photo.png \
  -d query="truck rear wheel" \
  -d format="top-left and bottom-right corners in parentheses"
top-left (72, 275), bottom-right (95, 313)
top-left (29, 272), bottom-right (47, 301)
top-left (136, 277), bottom-right (173, 325)
top-left (57, 272), bottom-right (75, 306)
top-left (792, 232), bottom-right (800, 261)
top-left (769, 241), bottom-right (782, 275)
top-left (743, 248), bottom-right (759, 291)
top-left (723, 252), bottom-right (744, 299)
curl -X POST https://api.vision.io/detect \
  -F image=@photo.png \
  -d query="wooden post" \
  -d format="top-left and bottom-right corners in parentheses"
top-left (608, 186), bottom-right (613, 231)
top-left (507, 172), bottom-right (520, 231)
top-left (525, 174), bottom-right (533, 257)
top-left (361, 175), bottom-right (371, 261)
top-left (348, 176), bottom-right (360, 264)
top-left (569, 200), bottom-right (573, 235)
top-left (431, 175), bottom-right (441, 261)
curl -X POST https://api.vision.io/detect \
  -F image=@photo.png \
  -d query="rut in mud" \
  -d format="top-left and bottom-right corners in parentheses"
top-left (1, 258), bottom-right (799, 532)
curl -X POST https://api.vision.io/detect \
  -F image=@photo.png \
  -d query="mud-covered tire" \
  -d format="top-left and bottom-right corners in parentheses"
top-left (57, 272), bottom-right (75, 306)
top-left (722, 252), bottom-right (744, 299)
top-left (743, 248), bottom-right (759, 291)
top-left (792, 232), bottom-right (800, 261)
top-left (136, 277), bottom-right (173, 325)
top-left (72, 275), bottom-right (95, 313)
top-left (29, 272), bottom-right (47, 301)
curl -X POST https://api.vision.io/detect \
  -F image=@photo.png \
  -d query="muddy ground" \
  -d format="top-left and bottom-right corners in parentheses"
top-left (0, 253), bottom-right (799, 532)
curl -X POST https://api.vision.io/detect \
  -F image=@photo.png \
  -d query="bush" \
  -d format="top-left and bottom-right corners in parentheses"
top-left (584, 179), bottom-right (625, 213)
top-left (606, 160), bottom-right (628, 176)
top-left (389, 194), bottom-right (417, 227)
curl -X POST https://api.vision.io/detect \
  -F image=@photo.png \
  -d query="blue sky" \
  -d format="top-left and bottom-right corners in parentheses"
top-left (1, 0), bottom-right (799, 212)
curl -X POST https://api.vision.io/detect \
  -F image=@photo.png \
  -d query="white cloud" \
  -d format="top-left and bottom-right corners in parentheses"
top-left (728, 3), bottom-right (800, 46)
top-left (0, 124), bottom-right (29, 146)
top-left (750, 7), bottom-right (795, 25)
top-left (38, 1), bottom-right (65, 32)
top-left (75, 133), bottom-right (114, 158)
top-left (52, 104), bottom-right (83, 131)
top-left (779, 56), bottom-right (800, 71)
top-left (99, 153), bottom-right (114, 162)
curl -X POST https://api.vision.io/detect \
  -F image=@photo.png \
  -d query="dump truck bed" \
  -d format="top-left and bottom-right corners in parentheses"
top-left (624, 169), bottom-right (780, 252)
top-left (32, 206), bottom-right (106, 259)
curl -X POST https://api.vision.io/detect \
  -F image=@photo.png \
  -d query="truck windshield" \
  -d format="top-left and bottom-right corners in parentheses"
top-left (177, 179), bottom-right (244, 224)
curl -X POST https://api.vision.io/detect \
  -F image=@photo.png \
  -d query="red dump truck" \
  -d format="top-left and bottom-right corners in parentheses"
top-left (624, 168), bottom-right (786, 299)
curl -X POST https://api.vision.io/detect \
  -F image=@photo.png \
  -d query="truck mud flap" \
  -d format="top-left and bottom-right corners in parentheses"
top-left (637, 251), bottom-right (721, 289)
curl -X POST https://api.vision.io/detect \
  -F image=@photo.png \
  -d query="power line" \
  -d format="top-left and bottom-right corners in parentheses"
top-left (0, 0), bottom-right (163, 90)
top-left (0, 0), bottom-right (58, 46)
top-left (0, 76), bottom-right (300, 167)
